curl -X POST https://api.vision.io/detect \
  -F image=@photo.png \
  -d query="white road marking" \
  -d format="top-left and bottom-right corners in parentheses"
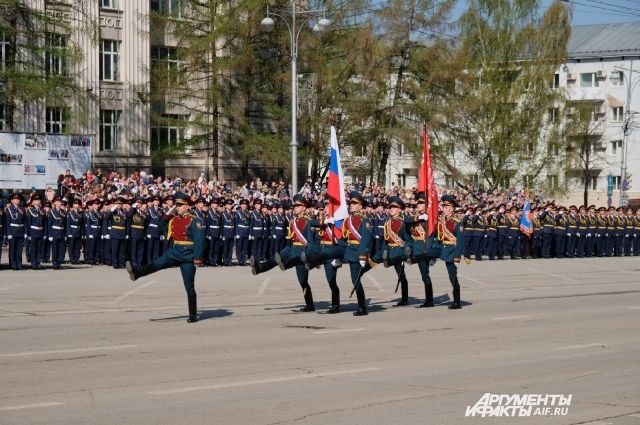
top-left (109, 280), bottom-right (157, 304)
top-left (525, 268), bottom-right (578, 282)
top-left (256, 278), bottom-right (271, 297)
top-left (556, 343), bottom-right (606, 350)
top-left (313, 328), bottom-right (367, 334)
top-left (0, 284), bottom-right (21, 292)
top-left (490, 315), bottom-right (531, 321)
top-left (0, 344), bottom-right (137, 358)
top-left (459, 273), bottom-right (489, 286)
top-left (0, 402), bottom-right (64, 411)
top-left (364, 275), bottom-right (384, 292)
top-left (628, 306), bottom-right (640, 309)
top-left (148, 367), bottom-right (382, 395)
top-left (628, 413), bottom-right (640, 417)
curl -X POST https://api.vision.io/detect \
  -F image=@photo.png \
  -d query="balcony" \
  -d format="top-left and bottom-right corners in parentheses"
top-left (567, 87), bottom-right (606, 103)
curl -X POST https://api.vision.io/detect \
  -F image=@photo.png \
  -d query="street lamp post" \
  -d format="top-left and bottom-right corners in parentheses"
top-left (261, 2), bottom-right (330, 195)
top-left (616, 62), bottom-right (640, 207)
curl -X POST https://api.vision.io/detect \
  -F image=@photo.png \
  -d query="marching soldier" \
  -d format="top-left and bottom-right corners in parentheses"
top-left (84, 200), bottom-right (101, 265)
top-left (253, 195), bottom-right (316, 312)
top-left (147, 195), bottom-right (164, 264)
top-left (379, 196), bottom-right (411, 306)
top-left (47, 197), bottom-right (67, 270)
top-left (66, 199), bottom-right (84, 264)
top-left (206, 198), bottom-right (222, 266)
top-left (5, 193), bottom-right (26, 270)
top-left (127, 192), bottom-right (205, 323)
top-left (342, 192), bottom-right (374, 316)
top-left (403, 192), bottom-right (435, 307)
top-left (25, 194), bottom-right (46, 269)
top-left (431, 195), bottom-right (465, 309)
top-left (221, 199), bottom-right (236, 266)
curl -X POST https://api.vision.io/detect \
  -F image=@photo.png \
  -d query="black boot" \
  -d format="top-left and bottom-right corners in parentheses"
top-left (127, 261), bottom-right (158, 281)
top-left (274, 252), bottom-right (289, 271)
top-left (251, 257), bottom-right (277, 275)
top-left (395, 277), bottom-right (409, 306)
top-left (382, 250), bottom-right (391, 268)
top-left (300, 285), bottom-right (315, 312)
top-left (353, 287), bottom-right (368, 316)
top-left (419, 283), bottom-right (434, 308)
top-left (327, 288), bottom-right (340, 314)
top-left (404, 246), bottom-right (413, 264)
top-left (449, 284), bottom-right (461, 309)
top-left (187, 294), bottom-right (198, 322)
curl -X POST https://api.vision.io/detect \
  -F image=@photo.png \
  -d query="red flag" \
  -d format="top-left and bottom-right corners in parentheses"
top-left (418, 127), bottom-right (438, 236)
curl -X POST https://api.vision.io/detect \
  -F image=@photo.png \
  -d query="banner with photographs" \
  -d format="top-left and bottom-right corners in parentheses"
top-left (0, 132), bottom-right (92, 189)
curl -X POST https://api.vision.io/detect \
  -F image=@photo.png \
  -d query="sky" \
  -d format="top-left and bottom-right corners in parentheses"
top-left (451, 0), bottom-right (640, 26)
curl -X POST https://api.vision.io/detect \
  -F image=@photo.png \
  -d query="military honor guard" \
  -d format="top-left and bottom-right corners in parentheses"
top-left (66, 199), bottom-right (84, 264)
top-left (83, 200), bottom-right (102, 265)
top-left (404, 192), bottom-right (435, 307)
top-left (206, 198), bottom-right (222, 266)
top-left (249, 199), bottom-right (267, 262)
top-left (5, 193), bottom-right (26, 270)
top-left (269, 203), bottom-right (287, 258)
top-left (107, 198), bottom-right (129, 269)
top-left (47, 197), bottom-right (67, 270)
top-left (146, 195), bottom-right (165, 264)
top-left (235, 199), bottom-right (251, 265)
top-left (221, 199), bottom-right (236, 266)
top-left (126, 192), bottom-right (205, 323)
top-left (129, 197), bottom-right (148, 268)
top-left (25, 194), bottom-right (46, 269)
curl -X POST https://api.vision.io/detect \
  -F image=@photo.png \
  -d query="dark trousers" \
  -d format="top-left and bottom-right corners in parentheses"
top-left (445, 261), bottom-right (461, 302)
top-left (51, 238), bottom-right (66, 268)
top-left (251, 237), bottom-right (266, 262)
top-left (208, 237), bottom-right (222, 265)
top-left (68, 237), bottom-right (82, 263)
top-left (9, 237), bottom-right (25, 269)
top-left (584, 236), bottom-right (594, 257)
top-left (463, 234), bottom-right (474, 258)
top-left (146, 237), bottom-right (161, 264)
top-left (614, 235), bottom-right (623, 256)
top-left (472, 235), bottom-right (484, 260)
top-left (85, 237), bottom-right (98, 264)
top-left (236, 236), bottom-right (249, 264)
top-left (565, 235), bottom-right (575, 258)
top-left (575, 235), bottom-right (586, 257)
top-left (532, 236), bottom-right (542, 258)
top-left (130, 238), bottom-right (145, 267)
top-left (554, 234), bottom-right (566, 258)
top-left (153, 246), bottom-right (197, 297)
top-left (222, 237), bottom-right (234, 266)
top-left (271, 236), bottom-right (286, 258)
top-left (323, 261), bottom-right (340, 306)
top-left (623, 236), bottom-right (632, 256)
top-left (485, 236), bottom-right (496, 259)
top-left (29, 237), bottom-right (44, 267)
top-left (43, 239), bottom-right (51, 262)
top-left (497, 234), bottom-right (507, 258)
top-left (111, 239), bottom-right (126, 268)
top-left (541, 233), bottom-right (553, 257)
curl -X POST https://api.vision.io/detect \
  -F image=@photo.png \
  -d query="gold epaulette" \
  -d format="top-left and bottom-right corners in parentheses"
top-left (451, 216), bottom-right (460, 223)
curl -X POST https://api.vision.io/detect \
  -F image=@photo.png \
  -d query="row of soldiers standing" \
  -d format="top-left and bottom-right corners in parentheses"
top-left (1, 192), bottom-right (298, 270)
top-left (458, 204), bottom-right (640, 260)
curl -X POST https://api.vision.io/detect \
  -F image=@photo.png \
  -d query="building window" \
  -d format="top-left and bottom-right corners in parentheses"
top-left (547, 108), bottom-right (558, 123)
top-left (45, 107), bottom-right (66, 134)
top-left (150, 114), bottom-right (188, 151)
top-left (499, 176), bottom-right (511, 189)
top-left (523, 175), bottom-right (534, 188)
top-left (100, 0), bottom-right (117, 9)
top-left (611, 140), bottom-right (622, 155)
top-left (550, 74), bottom-right (560, 89)
top-left (151, 0), bottom-right (186, 18)
top-left (0, 32), bottom-right (9, 71)
top-left (547, 175), bottom-right (558, 189)
top-left (150, 46), bottom-right (184, 86)
top-left (547, 142), bottom-right (559, 156)
top-left (610, 71), bottom-right (624, 87)
top-left (585, 176), bottom-right (597, 190)
top-left (99, 110), bottom-right (120, 151)
top-left (99, 39), bottom-right (120, 81)
top-left (0, 104), bottom-right (5, 130)
top-left (614, 175), bottom-right (621, 190)
top-left (45, 33), bottom-right (67, 76)
top-left (611, 106), bottom-right (624, 122)
top-left (580, 73), bottom-right (599, 88)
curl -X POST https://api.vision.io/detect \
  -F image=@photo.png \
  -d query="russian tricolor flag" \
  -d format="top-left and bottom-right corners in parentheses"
top-left (326, 126), bottom-right (348, 238)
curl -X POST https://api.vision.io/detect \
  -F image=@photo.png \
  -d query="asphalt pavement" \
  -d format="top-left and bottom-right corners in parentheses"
top-left (1, 256), bottom-right (639, 425)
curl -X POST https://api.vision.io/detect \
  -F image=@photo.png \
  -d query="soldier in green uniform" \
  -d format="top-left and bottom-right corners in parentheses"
top-left (126, 192), bottom-right (205, 323)
top-left (378, 196), bottom-right (411, 306)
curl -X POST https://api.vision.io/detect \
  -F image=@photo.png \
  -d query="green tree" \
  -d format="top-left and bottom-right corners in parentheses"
top-left (440, 0), bottom-right (571, 191)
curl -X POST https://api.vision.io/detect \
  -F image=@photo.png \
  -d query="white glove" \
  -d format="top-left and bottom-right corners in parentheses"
top-left (221, 237), bottom-right (225, 241)
top-left (100, 235), bottom-right (104, 239)
top-left (125, 235), bottom-right (129, 239)
top-left (249, 235), bottom-right (254, 240)
top-left (359, 260), bottom-right (366, 268)
top-left (160, 235), bottom-right (165, 241)
top-left (331, 259), bottom-right (342, 267)
top-left (235, 235), bottom-right (240, 239)
top-left (587, 233), bottom-right (591, 237)
top-left (67, 235), bottom-right (72, 239)
top-left (7, 235), bottom-right (12, 240)
top-left (24, 234), bottom-right (27, 239)
top-left (272, 235), bottom-right (277, 239)
top-left (567, 233), bottom-right (571, 237)
top-left (88, 235), bottom-right (94, 239)
top-left (27, 236), bottom-right (31, 241)
top-left (375, 235), bottom-right (380, 239)
top-left (419, 214), bottom-right (428, 221)
top-left (324, 217), bottom-right (335, 225)
top-left (111, 205), bottom-right (117, 212)
top-left (206, 235), bottom-right (211, 240)
top-left (132, 203), bottom-right (138, 208)
top-left (104, 234), bottom-right (111, 240)
top-left (48, 237), bottom-right (53, 241)
top-left (146, 234), bottom-right (151, 239)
